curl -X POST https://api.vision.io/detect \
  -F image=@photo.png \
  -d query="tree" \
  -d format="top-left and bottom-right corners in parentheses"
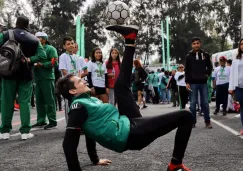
top-left (30, 0), bottom-right (47, 27)
top-left (82, 0), bottom-right (108, 58)
top-left (42, 0), bottom-right (85, 53)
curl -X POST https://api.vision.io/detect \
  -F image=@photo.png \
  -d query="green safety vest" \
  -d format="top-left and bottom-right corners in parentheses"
top-left (71, 94), bottom-right (130, 152)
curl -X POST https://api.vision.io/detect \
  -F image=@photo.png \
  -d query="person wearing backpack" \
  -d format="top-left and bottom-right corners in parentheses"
top-left (0, 16), bottom-right (47, 140)
top-left (31, 32), bottom-right (58, 130)
top-left (159, 71), bottom-right (170, 104)
top-left (147, 71), bottom-right (159, 104)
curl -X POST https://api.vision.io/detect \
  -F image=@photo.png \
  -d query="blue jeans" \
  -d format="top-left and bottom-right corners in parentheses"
top-left (235, 87), bottom-right (243, 128)
top-left (160, 89), bottom-right (171, 102)
top-left (190, 84), bottom-right (210, 123)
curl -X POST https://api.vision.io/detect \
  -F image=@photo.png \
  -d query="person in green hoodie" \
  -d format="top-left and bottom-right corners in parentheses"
top-left (57, 25), bottom-right (193, 171)
top-left (31, 32), bottom-right (58, 130)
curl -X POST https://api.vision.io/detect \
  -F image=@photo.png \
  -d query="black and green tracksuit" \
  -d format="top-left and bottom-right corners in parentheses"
top-left (0, 29), bottom-right (47, 134)
top-left (33, 44), bottom-right (58, 125)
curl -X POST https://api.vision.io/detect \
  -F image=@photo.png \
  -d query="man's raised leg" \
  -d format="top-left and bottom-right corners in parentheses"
top-left (106, 25), bottom-right (142, 118)
top-left (126, 110), bottom-right (193, 171)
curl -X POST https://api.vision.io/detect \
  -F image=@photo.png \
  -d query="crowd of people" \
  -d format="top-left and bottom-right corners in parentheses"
top-left (0, 15), bottom-right (243, 171)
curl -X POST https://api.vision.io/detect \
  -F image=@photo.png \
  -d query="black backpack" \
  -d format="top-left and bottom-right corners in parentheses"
top-left (0, 30), bottom-right (24, 78)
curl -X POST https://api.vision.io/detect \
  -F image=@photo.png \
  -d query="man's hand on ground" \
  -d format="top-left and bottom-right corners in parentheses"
top-left (97, 159), bottom-right (112, 165)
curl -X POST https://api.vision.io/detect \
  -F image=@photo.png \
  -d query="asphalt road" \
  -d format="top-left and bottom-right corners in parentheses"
top-left (0, 102), bottom-right (243, 171)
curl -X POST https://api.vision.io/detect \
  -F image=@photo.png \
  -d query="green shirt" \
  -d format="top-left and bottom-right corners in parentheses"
top-left (147, 73), bottom-right (159, 87)
top-left (72, 94), bottom-right (130, 153)
top-left (34, 44), bottom-right (58, 80)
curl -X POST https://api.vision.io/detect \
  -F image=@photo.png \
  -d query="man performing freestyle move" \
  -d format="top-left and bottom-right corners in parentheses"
top-left (57, 25), bottom-right (193, 171)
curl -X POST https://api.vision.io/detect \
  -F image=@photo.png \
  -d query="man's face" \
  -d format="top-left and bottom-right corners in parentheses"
top-left (227, 63), bottom-right (231, 67)
top-left (219, 59), bottom-right (226, 66)
top-left (37, 37), bottom-right (46, 45)
top-left (63, 40), bottom-right (75, 53)
top-left (69, 76), bottom-right (90, 95)
top-left (73, 43), bottom-right (78, 54)
top-left (192, 40), bottom-right (201, 51)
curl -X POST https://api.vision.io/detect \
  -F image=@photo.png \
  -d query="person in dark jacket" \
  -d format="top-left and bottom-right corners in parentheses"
top-left (133, 59), bottom-right (148, 108)
top-left (0, 16), bottom-right (47, 140)
top-left (185, 37), bottom-right (213, 128)
top-left (168, 70), bottom-right (179, 107)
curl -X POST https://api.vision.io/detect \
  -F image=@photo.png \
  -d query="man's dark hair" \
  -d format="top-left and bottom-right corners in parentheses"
top-left (16, 16), bottom-right (29, 29)
top-left (227, 59), bottom-right (232, 65)
top-left (161, 68), bottom-right (165, 72)
top-left (191, 37), bottom-right (201, 43)
top-left (63, 36), bottom-right (74, 45)
top-left (56, 73), bottom-right (76, 100)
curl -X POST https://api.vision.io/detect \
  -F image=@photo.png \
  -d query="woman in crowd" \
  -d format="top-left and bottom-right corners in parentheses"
top-left (229, 38), bottom-right (243, 135)
top-left (87, 48), bottom-right (109, 103)
top-left (106, 48), bottom-right (121, 105)
top-left (133, 59), bottom-right (148, 109)
top-left (213, 56), bottom-right (230, 116)
top-left (175, 64), bottom-right (188, 109)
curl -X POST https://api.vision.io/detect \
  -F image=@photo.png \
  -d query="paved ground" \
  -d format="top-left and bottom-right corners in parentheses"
top-left (0, 102), bottom-right (243, 171)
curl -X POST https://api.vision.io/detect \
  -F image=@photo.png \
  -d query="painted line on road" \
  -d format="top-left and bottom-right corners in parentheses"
top-left (210, 118), bottom-right (243, 139)
top-left (10, 117), bottom-right (66, 137)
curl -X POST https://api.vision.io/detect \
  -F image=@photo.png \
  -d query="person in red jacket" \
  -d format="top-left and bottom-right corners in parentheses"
top-left (106, 48), bottom-right (121, 105)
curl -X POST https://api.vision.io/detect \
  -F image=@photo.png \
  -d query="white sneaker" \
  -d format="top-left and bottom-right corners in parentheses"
top-left (21, 133), bottom-right (34, 140)
top-left (3, 133), bottom-right (10, 140)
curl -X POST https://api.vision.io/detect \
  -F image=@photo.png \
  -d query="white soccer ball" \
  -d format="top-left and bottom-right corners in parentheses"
top-left (105, 1), bottom-right (129, 25)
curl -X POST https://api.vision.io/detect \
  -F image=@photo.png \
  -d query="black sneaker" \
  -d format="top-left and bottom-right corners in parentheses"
top-left (205, 122), bottom-right (213, 129)
top-left (222, 110), bottom-right (227, 116)
top-left (106, 25), bottom-right (139, 35)
top-left (142, 105), bottom-right (147, 109)
top-left (106, 25), bottom-right (139, 44)
top-left (32, 123), bottom-right (47, 128)
top-left (213, 110), bottom-right (219, 115)
top-left (44, 124), bottom-right (57, 130)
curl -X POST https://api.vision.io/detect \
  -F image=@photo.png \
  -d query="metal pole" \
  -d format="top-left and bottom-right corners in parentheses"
top-left (241, 0), bottom-right (243, 37)
top-left (166, 16), bottom-right (170, 71)
top-left (76, 16), bottom-right (81, 56)
top-left (161, 21), bottom-right (165, 69)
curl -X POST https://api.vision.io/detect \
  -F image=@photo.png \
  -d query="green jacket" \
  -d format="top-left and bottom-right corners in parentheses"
top-left (33, 44), bottom-right (58, 81)
top-left (159, 75), bottom-right (169, 89)
top-left (147, 73), bottom-right (159, 87)
top-left (71, 94), bottom-right (130, 153)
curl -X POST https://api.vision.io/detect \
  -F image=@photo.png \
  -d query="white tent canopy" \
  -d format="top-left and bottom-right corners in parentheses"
top-left (212, 49), bottom-right (238, 64)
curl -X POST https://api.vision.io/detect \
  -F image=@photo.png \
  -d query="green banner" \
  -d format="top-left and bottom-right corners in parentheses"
top-left (166, 16), bottom-right (170, 71)
top-left (161, 21), bottom-right (165, 69)
top-left (81, 24), bottom-right (85, 57)
top-left (76, 16), bottom-right (81, 56)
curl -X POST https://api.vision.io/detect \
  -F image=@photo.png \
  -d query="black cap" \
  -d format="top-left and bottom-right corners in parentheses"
top-left (16, 16), bottom-right (29, 30)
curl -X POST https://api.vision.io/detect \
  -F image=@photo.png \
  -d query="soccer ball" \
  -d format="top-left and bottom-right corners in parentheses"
top-left (105, 1), bottom-right (129, 25)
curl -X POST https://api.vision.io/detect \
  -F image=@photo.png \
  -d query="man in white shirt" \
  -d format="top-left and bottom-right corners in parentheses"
top-left (59, 36), bottom-right (81, 122)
